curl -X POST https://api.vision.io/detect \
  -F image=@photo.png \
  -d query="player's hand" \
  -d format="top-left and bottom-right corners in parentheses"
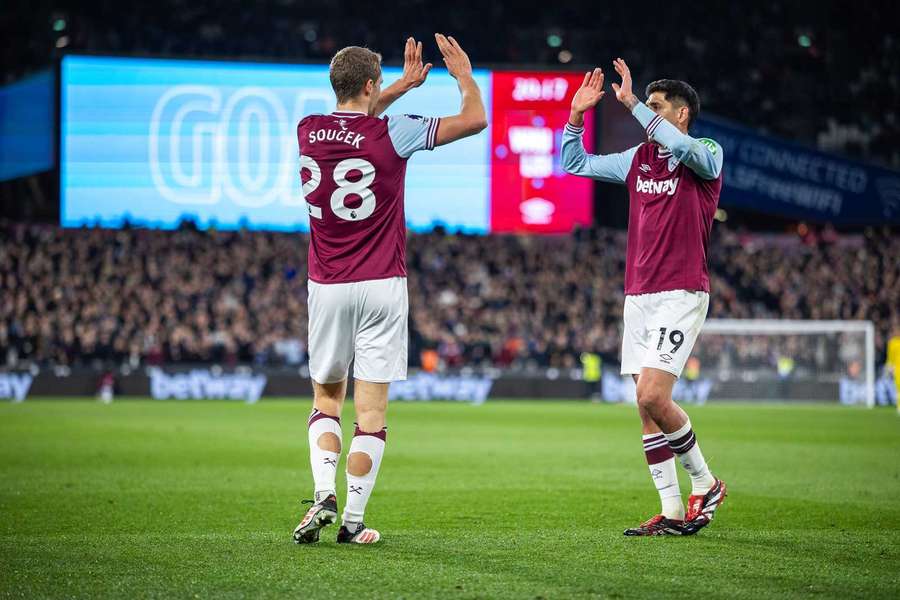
top-left (611, 58), bottom-right (639, 109)
top-left (435, 33), bottom-right (473, 80)
top-left (571, 68), bottom-right (605, 114)
top-left (399, 37), bottom-right (432, 91)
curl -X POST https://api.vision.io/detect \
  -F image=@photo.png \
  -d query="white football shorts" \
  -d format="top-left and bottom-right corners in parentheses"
top-left (621, 289), bottom-right (709, 378)
top-left (307, 276), bottom-right (408, 384)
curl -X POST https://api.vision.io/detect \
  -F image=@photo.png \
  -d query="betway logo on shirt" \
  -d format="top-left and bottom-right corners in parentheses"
top-left (636, 175), bottom-right (680, 196)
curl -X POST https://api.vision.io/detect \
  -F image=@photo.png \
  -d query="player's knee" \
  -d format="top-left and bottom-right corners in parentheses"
top-left (637, 403), bottom-right (656, 426)
top-left (347, 451), bottom-right (373, 477)
top-left (636, 384), bottom-right (668, 411)
top-left (317, 431), bottom-right (341, 453)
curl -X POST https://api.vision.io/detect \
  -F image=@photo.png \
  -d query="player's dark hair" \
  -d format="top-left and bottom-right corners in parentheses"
top-left (329, 46), bottom-right (382, 103)
top-left (645, 79), bottom-right (700, 127)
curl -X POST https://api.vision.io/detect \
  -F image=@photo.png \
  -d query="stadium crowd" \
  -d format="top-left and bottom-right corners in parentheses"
top-left (2, 1), bottom-right (898, 168)
top-left (1, 223), bottom-right (897, 372)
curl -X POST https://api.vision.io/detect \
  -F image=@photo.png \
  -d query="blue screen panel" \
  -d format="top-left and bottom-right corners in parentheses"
top-left (0, 70), bottom-right (55, 181)
top-left (60, 55), bottom-right (491, 232)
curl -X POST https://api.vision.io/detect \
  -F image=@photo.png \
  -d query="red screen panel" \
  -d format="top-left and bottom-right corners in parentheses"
top-left (489, 71), bottom-right (595, 233)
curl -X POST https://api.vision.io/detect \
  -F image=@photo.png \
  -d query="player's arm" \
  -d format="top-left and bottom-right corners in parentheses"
top-left (373, 37), bottom-right (433, 117)
top-left (561, 126), bottom-right (637, 183)
top-left (631, 102), bottom-right (723, 179)
top-left (433, 34), bottom-right (488, 146)
top-left (612, 58), bottom-right (723, 180)
top-left (562, 68), bottom-right (635, 183)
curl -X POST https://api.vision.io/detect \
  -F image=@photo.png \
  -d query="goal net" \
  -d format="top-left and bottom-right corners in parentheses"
top-left (687, 319), bottom-right (876, 406)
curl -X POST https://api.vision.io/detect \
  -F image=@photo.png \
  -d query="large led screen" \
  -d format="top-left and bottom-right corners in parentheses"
top-left (489, 71), bottom-right (594, 233)
top-left (60, 55), bottom-right (593, 233)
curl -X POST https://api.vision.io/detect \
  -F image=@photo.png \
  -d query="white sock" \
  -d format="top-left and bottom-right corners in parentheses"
top-left (342, 426), bottom-right (386, 524)
top-left (643, 433), bottom-right (684, 520)
top-left (664, 420), bottom-right (716, 495)
top-left (307, 409), bottom-right (341, 501)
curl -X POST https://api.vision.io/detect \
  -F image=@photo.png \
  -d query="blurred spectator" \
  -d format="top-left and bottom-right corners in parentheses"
top-left (678, 357), bottom-right (712, 405)
top-left (888, 322), bottom-right (900, 402)
top-left (97, 370), bottom-right (114, 404)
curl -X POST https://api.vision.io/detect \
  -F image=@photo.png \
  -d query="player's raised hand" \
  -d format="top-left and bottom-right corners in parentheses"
top-left (372, 37), bottom-right (433, 115)
top-left (400, 37), bottom-right (432, 90)
top-left (571, 68), bottom-right (605, 113)
top-left (435, 33), bottom-right (473, 80)
top-left (611, 58), bottom-right (639, 109)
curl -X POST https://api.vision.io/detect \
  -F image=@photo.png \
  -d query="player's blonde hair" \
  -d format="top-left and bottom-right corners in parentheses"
top-left (329, 46), bottom-right (382, 103)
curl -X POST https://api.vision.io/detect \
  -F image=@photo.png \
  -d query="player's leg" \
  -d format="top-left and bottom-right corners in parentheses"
top-left (294, 379), bottom-right (345, 544)
top-left (624, 375), bottom-right (688, 536)
top-left (635, 367), bottom-right (724, 532)
top-left (309, 379), bottom-right (346, 503)
top-left (337, 276), bottom-right (407, 544)
top-left (637, 291), bottom-right (725, 533)
top-left (621, 296), bottom-right (685, 536)
top-left (295, 281), bottom-right (355, 544)
top-left (337, 379), bottom-right (388, 544)
top-left (637, 375), bottom-right (685, 521)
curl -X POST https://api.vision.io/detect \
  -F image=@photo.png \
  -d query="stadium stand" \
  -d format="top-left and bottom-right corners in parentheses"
top-left (2, 222), bottom-right (896, 370)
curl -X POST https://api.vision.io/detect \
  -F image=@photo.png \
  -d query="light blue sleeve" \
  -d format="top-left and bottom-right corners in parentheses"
top-left (561, 122), bottom-right (637, 184)
top-left (631, 103), bottom-right (723, 180)
top-left (386, 114), bottom-right (440, 159)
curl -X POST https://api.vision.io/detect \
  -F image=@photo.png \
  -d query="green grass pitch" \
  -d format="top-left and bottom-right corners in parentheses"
top-left (2, 399), bottom-right (899, 599)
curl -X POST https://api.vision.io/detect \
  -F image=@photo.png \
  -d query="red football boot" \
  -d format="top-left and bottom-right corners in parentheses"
top-left (683, 479), bottom-right (727, 534)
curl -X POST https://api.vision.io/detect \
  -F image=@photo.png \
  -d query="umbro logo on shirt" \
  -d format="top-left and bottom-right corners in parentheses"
top-left (636, 175), bottom-right (679, 196)
top-left (640, 163), bottom-right (651, 172)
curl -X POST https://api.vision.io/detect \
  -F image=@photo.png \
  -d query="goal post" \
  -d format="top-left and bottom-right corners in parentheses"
top-left (694, 319), bottom-right (876, 407)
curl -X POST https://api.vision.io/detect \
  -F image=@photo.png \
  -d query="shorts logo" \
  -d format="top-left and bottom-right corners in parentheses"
top-left (659, 353), bottom-right (673, 363)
